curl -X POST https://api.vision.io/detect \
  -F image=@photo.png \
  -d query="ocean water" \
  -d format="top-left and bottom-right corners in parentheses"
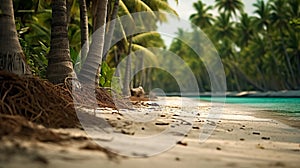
top-left (199, 97), bottom-right (300, 118)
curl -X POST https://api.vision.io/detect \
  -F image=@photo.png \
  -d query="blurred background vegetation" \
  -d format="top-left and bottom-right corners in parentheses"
top-left (11, 0), bottom-right (300, 93)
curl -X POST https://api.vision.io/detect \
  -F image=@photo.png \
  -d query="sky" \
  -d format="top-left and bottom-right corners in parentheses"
top-left (168, 0), bottom-right (258, 20)
top-left (158, 0), bottom-right (260, 47)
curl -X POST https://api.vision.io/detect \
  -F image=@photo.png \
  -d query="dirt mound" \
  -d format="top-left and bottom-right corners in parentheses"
top-left (0, 71), bottom-right (119, 128)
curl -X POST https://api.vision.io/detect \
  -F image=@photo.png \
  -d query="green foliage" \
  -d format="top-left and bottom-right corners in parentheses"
top-left (13, 0), bottom-right (299, 92)
top-left (99, 62), bottom-right (115, 87)
top-left (290, 18), bottom-right (300, 30)
top-left (13, 0), bottom-right (51, 78)
top-left (167, 0), bottom-right (300, 91)
top-left (20, 38), bottom-right (48, 78)
top-left (13, 0), bottom-right (89, 78)
top-left (15, 10), bottom-right (50, 78)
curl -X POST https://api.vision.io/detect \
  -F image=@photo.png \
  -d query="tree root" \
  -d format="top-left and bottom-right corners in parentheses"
top-left (0, 71), bottom-right (123, 128)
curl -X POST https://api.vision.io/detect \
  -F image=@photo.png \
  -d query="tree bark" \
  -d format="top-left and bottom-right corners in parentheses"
top-left (46, 0), bottom-right (76, 84)
top-left (230, 63), bottom-right (265, 91)
top-left (0, 0), bottom-right (29, 75)
top-left (78, 0), bottom-right (108, 85)
top-left (78, 0), bottom-right (89, 64)
top-left (280, 33), bottom-right (296, 89)
top-left (102, 0), bottom-right (120, 62)
top-left (123, 36), bottom-right (132, 97)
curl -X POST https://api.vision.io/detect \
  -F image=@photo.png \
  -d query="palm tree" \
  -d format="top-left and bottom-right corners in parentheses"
top-left (78, 0), bottom-right (109, 84)
top-left (131, 31), bottom-right (164, 88)
top-left (122, 36), bottom-right (132, 97)
top-left (46, 0), bottom-right (77, 84)
top-left (189, 1), bottom-right (214, 29)
top-left (270, 0), bottom-right (296, 88)
top-left (287, 0), bottom-right (300, 81)
top-left (287, 0), bottom-right (300, 17)
top-left (213, 12), bottom-right (239, 90)
top-left (78, 0), bottom-right (89, 64)
top-left (213, 13), bottom-right (235, 45)
top-left (286, 30), bottom-right (300, 85)
top-left (0, 0), bottom-right (29, 75)
top-left (244, 34), bottom-right (270, 90)
top-left (252, 0), bottom-right (287, 89)
top-left (215, 0), bottom-right (244, 18)
top-left (102, 0), bottom-right (120, 62)
top-left (253, 0), bottom-right (271, 31)
top-left (80, 0), bottom-right (176, 86)
top-left (236, 13), bottom-right (254, 48)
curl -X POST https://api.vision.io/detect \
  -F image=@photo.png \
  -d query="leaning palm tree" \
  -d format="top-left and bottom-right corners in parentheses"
top-left (213, 12), bottom-right (240, 90)
top-left (102, 0), bottom-right (120, 62)
top-left (252, 0), bottom-right (285, 89)
top-left (79, 0), bottom-right (177, 85)
top-left (215, 0), bottom-right (244, 19)
top-left (46, 0), bottom-right (77, 84)
top-left (270, 0), bottom-right (296, 88)
top-left (189, 1), bottom-right (214, 29)
top-left (78, 0), bottom-right (109, 84)
top-left (0, 0), bottom-right (29, 74)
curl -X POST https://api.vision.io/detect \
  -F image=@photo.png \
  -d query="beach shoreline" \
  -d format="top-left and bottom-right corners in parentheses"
top-left (1, 97), bottom-right (300, 168)
top-left (165, 90), bottom-right (300, 98)
top-left (196, 95), bottom-right (300, 129)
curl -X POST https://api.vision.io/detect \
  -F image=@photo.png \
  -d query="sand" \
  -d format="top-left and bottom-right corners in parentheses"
top-left (1, 97), bottom-right (300, 168)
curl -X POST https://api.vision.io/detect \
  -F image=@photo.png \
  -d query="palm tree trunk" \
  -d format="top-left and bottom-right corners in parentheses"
top-left (78, 0), bottom-right (89, 64)
top-left (102, 0), bottom-right (120, 62)
top-left (255, 65), bottom-right (266, 90)
top-left (133, 57), bottom-right (139, 88)
top-left (123, 36), bottom-right (132, 97)
top-left (138, 55), bottom-right (145, 87)
top-left (46, 0), bottom-right (76, 84)
top-left (0, 0), bottom-right (29, 75)
top-left (92, 0), bottom-right (108, 31)
top-left (231, 63), bottom-right (265, 91)
top-left (296, 51), bottom-right (300, 85)
top-left (78, 0), bottom-right (108, 84)
top-left (266, 30), bottom-right (284, 89)
top-left (280, 34), bottom-right (296, 88)
top-left (233, 71), bottom-right (241, 91)
top-left (66, 0), bottom-right (74, 23)
top-left (197, 74), bottom-right (205, 92)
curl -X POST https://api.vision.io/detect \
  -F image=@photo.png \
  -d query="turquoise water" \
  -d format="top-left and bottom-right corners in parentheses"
top-left (199, 97), bottom-right (300, 117)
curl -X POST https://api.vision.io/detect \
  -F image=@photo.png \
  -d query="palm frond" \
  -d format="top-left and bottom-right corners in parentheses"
top-left (119, 0), bottom-right (134, 23)
top-left (131, 44), bottom-right (158, 65)
top-left (152, 0), bottom-right (178, 16)
top-left (132, 31), bottom-right (161, 44)
top-left (136, 0), bottom-right (156, 17)
top-left (117, 16), bottom-right (129, 44)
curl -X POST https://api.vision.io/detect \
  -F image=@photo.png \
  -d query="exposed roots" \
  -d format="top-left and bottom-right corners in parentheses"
top-left (0, 71), bottom-right (121, 128)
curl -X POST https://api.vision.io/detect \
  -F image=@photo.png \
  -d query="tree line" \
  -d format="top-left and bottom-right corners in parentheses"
top-left (1, 0), bottom-right (299, 94)
top-left (165, 0), bottom-right (300, 92)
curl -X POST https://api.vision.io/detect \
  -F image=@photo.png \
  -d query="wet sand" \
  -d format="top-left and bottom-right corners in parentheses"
top-left (1, 97), bottom-right (300, 168)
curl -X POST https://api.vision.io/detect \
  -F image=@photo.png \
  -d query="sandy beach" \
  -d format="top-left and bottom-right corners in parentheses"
top-left (1, 97), bottom-right (300, 168)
